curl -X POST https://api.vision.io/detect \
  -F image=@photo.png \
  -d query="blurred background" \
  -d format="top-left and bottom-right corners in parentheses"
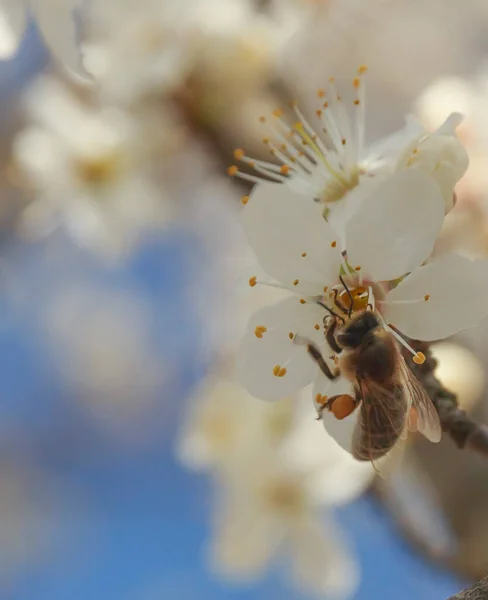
top-left (1, 0), bottom-right (488, 598)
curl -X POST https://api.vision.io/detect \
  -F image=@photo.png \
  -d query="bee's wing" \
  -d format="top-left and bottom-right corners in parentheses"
top-left (399, 357), bottom-right (442, 443)
top-left (352, 379), bottom-right (409, 477)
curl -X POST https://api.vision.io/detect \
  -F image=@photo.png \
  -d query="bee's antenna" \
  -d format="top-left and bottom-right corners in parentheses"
top-left (339, 275), bottom-right (354, 318)
top-left (317, 301), bottom-right (346, 324)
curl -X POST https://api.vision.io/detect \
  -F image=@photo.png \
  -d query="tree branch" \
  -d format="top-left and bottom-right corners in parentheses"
top-left (407, 341), bottom-right (488, 457)
top-left (448, 576), bottom-right (488, 599)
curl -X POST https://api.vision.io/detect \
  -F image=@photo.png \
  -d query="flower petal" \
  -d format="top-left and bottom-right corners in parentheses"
top-left (383, 254), bottom-right (488, 341)
top-left (237, 297), bottom-right (327, 401)
top-left (288, 516), bottom-right (359, 598)
top-left (242, 183), bottom-right (343, 295)
top-left (0, 0), bottom-right (26, 58)
top-left (397, 113), bottom-right (469, 212)
top-left (345, 170), bottom-right (444, 282)
top-left (364, 114), bottom-right (425, 169)
top-left (32, 0), bottom-right (90, 81)
top-left (210, 491), bottom-right (281, 580)
top-left (313, 373), bottom-right (358, 454)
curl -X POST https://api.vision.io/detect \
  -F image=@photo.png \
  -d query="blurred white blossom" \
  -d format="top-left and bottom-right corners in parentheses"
top-left (179, 379), bottom-right (372, 597)
top-left (0, 0), bottom-right (87, 78)
top-left (14, 76), bottom-right (170, 258)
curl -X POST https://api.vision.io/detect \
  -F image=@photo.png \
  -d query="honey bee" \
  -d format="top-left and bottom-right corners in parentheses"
top-left (300, 300), bottom-right (441, 469)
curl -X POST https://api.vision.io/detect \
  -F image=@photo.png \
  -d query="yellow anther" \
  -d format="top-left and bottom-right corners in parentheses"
top-left (293, 279), bottom-right (299, 286)
top-left (323, 101), bottom-right (329, 108)
top-left (330, 241), bottom-right (337, 248)
top-left (234, 148), bottom-right (245, 160)
top-left (341, 138), bottom-right (347, 145)
top-left (228, 166), bottom-right (238, 177)
top-left (413, 352), bottom-right (426, 365)
top-left (314, 324), bottom-right (320, 331)
top-left (259, 116), bottom-right (266, 123)
top-left (353, 77), bottom-right (361, 89)
top-left (328, 76), bottom-right (335, 83)
top-left (254, 326), bottom-right (267, 339)
top-left (412, 148), bottom-right (419, 154)
top-left (354, 99), bottom-right (360, 106)
top-left (315, 394), bottom-right (328, 406)
top-left (280, 165), bottom-right (290, 175)
top-left (424, 294), bottom-right (431, 301)
top-left (262, 137), bottom-right (270, 144)
top-left (323, 286), bottom-right (328, 293)
top-left (288, 332), bottom-right (295, 340)
top-left (316, 109), bottom-right (323, 118)
top-left (272, 109), bottom-right (283, 118)
top-left (280, 143), bottom-right (287, 151)
top-left (301, 252), bottom-right (307, 257)
top-left (249, 276), bottom-right (257, 287)
top-left (336, 95), bottom-right (342, 102)
top-left (355, 266), bottom-right (362, 271)
top-left (300, 299), bottom-right (306, 304)
top-left (357, 65), bottom-right (368, 75)
top-left (241, 195), bottom-right (249, 206)
top-left (273, 365), bottom-right (287, 377)
top-left (317, 89), bottom-right (326, 98)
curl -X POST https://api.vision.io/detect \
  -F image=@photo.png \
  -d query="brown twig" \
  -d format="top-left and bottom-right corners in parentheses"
top-left (407, 341), bottom-right (488, 457)
top-left (448, 576), bottom-right (488, 599)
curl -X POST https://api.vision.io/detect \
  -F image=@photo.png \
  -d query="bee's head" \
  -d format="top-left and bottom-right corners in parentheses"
top-left (336, 311), bottom-right (380, 349)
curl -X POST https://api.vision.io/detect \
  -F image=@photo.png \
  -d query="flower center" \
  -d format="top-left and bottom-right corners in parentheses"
top-left (264, 479), bottom-right (306, 515)
top-left (75, 152), bottom-right (123, 187)
top-left (228, 66), bottom-right (368, 204)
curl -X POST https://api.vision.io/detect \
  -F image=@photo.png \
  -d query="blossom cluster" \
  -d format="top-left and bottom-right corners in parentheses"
top-left (232, 67), bottom-right (488, 455)
top-left (178, 374), bottom-right (373, 597)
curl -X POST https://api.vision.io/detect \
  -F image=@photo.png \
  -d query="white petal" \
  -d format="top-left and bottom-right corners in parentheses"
top-left (242, 183), bottom-right (343, 295)
top-left (237, 297), bottom-right (327, 401)
top-left (288, 516), bottom-right (359, 598)
top-left (383, 254), bottom-right (488, 341)
top-left (313, 373), bottom-right (358, 454)
top-left (210, 498), bottom-right (282, 580)
top-left (0, 0), bottom-right (26, 58)
top-left (364, 114), bottom-right (425, 168)
top-left (345, 170), bottom-right (444, 282)
top-left (32, 0), bottom-right (90, 81)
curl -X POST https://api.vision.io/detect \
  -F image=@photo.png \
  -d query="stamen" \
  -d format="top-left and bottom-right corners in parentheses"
top-left (241, 195), bottom-right (249, 206)
top-left (314, 324), bottom-right (321, 330)
top-left (254, 326), bottom-right (267, 339)
top-left (272, 365), bottom-right (288, 377)
top-left (289, 332), bottom-right (295, 340)
top-left (384, 323), bottom-right (420, 359)
top-left (413, 352), bottom-right (426, 365)
top-left (249, 276), bottom-right (257, 287)
top-left (315, 393), bottom-right (328, 406)
top-left (293, 279), bottom-right (299, 286)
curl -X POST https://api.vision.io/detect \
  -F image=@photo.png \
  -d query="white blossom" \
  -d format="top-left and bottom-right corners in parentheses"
top-left (236, 173), bottom-right (488, 420)
top-left (13, 76), bottom-right (169, 258)
top-left (229, 67), bottom-right (468, 222)
top-left (83, 0), bottom-right (198, 105)
top-left (0, 0), bottom-right (86, 78)
top-left (179, 380), bottom-right (372, 597)
top-left (210, 453), bottom-right (358, 598)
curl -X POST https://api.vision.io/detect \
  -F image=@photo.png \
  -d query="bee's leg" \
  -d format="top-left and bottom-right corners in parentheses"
top-left (295, 336), bottom-right (340, 380)
top-left (325, 318), bottom-right (342, 354)
top-left (332, 289), bottom-right (351, 317)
